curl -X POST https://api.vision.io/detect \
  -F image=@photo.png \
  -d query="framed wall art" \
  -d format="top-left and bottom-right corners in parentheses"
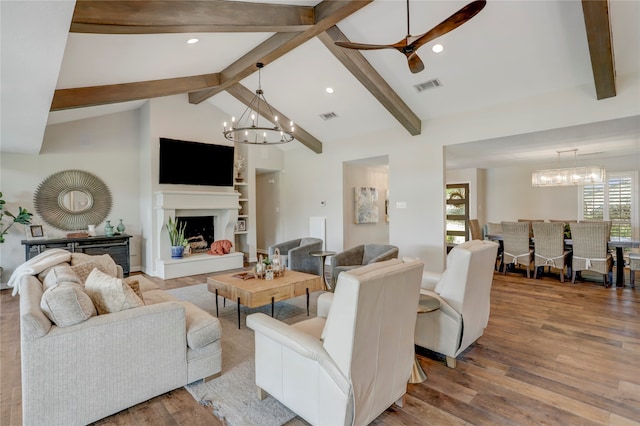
top-left (354, 187), bottom-right (379, 224)
top-left (27, 224), bottom-right (45, 239)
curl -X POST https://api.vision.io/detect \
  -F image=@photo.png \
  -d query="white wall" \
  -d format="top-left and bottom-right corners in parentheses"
top-left (0, 109), bottom-right (143, 282)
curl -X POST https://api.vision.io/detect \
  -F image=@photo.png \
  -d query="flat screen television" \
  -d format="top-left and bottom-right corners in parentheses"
top-left (159, 137), bottom-right (235, 187)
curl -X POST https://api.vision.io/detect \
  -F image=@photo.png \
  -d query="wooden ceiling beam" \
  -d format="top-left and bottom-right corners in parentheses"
top-left (188, 0), bottom-right (373, 104)
top-left (226, 84), bottom-right (323, 154)
top-left (318, 26), bottom-right (421, 136)
top-left (51, 73), bottom-right (220, 111)
top-left (70, 1), bottom-right (315, 34)
top-left (581, 0), bottom-right (616, 100)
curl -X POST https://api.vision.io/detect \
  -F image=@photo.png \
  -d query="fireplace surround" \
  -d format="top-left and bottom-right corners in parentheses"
top-left (155, 191), bottom-right (243, 279)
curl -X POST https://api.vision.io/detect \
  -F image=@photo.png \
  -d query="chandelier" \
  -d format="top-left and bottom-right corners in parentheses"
top-left (531, 149), bottom-right (605, 187)
top-left (223, 63), bottom-right (294, 145)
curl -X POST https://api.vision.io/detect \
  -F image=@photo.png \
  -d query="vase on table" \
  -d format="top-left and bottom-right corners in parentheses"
top-left (117, 219), bottom-right (126, 234)
top-left (104, 220), bottom-right (114, 237)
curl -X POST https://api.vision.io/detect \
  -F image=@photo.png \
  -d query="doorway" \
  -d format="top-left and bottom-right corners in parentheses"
top-left (342, 156), bottom-right (389, 249)
top-left (255, 169), bottom-right (281, 255)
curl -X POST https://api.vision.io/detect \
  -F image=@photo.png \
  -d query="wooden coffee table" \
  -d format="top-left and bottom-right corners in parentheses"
top-left (207, 269), bottom-right (324, 328)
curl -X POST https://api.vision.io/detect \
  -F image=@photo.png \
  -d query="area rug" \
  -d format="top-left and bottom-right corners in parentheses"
top-left (167, 283), bottom-right (321, 426)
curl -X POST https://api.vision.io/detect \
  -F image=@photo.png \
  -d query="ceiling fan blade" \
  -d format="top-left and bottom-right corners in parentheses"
top-left (408, 0), bottom-right (487, 51)
top-left (407, 53), bottom-right (425, 74)
top-left (334, 41), bottom-right (397, 51)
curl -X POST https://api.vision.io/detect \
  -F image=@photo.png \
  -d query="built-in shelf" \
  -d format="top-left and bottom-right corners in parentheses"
top-left (234, 180), bottom-right (250, 260)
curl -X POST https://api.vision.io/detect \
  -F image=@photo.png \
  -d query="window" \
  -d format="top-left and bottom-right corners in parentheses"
top-left (446, 183), bottom-right (469, 245)
top-left (580, 172), bottom-right (637, 241)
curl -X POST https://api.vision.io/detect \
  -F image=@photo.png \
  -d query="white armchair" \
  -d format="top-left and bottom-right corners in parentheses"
top-left (247, 259), bottom-right (423, 426)
top-left (415, 240), bottom-right (499, 368)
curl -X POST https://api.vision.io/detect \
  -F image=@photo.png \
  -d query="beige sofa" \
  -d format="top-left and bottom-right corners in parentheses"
top-left (17, 250), bottom-right (222, 426)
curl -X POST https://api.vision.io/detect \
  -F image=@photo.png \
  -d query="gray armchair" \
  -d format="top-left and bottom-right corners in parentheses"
top-left (268, 237), bottom-right (323, 275)
top-left (330, 243), bottom-right (399, 287)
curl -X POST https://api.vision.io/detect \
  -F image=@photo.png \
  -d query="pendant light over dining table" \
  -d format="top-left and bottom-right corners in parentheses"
top-left (223, 63), bottom-right (295, 145)
top-left (531, 149), bottom-right (605, 187)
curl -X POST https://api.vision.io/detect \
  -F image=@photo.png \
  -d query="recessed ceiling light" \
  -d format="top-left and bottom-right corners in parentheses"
top-left (187, 38), bottom-right (199, 44)
top-left (432, 44), bottom-right (443, 53)
top-left (325, 87), bottom-right (334, 94)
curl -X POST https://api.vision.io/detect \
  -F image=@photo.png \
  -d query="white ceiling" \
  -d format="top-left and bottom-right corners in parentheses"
top-left (2, 0), bottom-right (639, 166)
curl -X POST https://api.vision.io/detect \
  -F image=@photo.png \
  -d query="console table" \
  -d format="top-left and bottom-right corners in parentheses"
top-left (21, 234), bottom-right (131, 276)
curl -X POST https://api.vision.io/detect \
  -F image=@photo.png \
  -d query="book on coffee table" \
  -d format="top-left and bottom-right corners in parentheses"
top-left (232, 271), bottom-right (255, 280)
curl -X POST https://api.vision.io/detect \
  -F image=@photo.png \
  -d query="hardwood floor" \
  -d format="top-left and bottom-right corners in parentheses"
top-left (2, 271), bottom-right (639, 425)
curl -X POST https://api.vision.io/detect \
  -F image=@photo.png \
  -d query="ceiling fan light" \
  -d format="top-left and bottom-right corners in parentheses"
top-left (432, 44), bottom-right (444, 53)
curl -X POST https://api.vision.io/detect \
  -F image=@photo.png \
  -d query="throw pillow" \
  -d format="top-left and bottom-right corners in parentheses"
top-left (38, 262), bottom-right (71, 283)
top-left (123, 278), bottom-right (144, 301)
top-left (84, 269), bottom-right (143, 315)
top-left (70, 253), bottom-right (118, 277)
top-left (42, 264), bottom-right (83, 291)
top-left (40, 283), bottom-right (97, 327)
top-left (71, 260), bottom-right (111, 283)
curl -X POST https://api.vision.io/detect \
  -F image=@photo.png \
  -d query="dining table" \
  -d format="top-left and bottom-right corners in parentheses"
top-left (485, 234), bottom-right (640, 287)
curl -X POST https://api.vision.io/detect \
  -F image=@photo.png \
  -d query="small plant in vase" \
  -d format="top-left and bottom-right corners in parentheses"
top-left (262, 257), bottom-right (274, 280)
top-left (234, 154), bottom-right (246, 182)
top-left (0, 192), bottom-right (33, 244)
top-left (166, 216), bottom-right (187, 258)
top-left (0, 192), bottom-right (33, 279)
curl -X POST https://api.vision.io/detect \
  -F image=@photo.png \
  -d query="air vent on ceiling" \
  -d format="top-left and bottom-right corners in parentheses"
top-left (320, 112), bottom-right (338, 120)
top-left (414, 78), bottom-right (442, 93)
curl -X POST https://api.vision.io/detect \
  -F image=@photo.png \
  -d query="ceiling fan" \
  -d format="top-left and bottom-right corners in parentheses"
top-left (335, 0), bottom-right (487, 74)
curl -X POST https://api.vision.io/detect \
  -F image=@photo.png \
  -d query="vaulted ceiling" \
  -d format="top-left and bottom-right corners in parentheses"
top-left (2, 0), bottom-right (639, 164)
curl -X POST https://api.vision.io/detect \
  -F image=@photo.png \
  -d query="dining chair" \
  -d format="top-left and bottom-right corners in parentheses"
top-left (518, 219), bottom-right (543, 238)
top-left (628, 252), bottom-right (639, 287)
top-left (532, 222), bottom-right (568, 282)
top-left (484, 222), bottom-right (503, 270)
top-left (468, 218), bottom-right (483, 240)
top-left (484, 222), bottom-right (502, 237)
top-left (569, 222), bottom-right (614, 287)
top-left (501, 221), bottom-right (534, 278)
top-left (579, 220), bottom-right (612, 240)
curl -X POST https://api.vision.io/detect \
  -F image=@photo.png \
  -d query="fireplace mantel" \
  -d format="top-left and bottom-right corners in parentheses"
top-left (154, 190), bottom-right (243, 279)
top-left (155, 190), bottom-right (240, 210)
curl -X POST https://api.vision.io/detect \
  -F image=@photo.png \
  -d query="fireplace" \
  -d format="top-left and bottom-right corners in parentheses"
top-left (154, 191), bottom-right (244, 279)
top-left (177, 216), bottom-right (214, 253)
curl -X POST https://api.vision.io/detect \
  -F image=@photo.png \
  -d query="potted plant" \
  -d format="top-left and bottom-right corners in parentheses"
top-left (165, 216), bottom-right (187, 258)
top-left (0, 192), bottom-right (33, 278)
